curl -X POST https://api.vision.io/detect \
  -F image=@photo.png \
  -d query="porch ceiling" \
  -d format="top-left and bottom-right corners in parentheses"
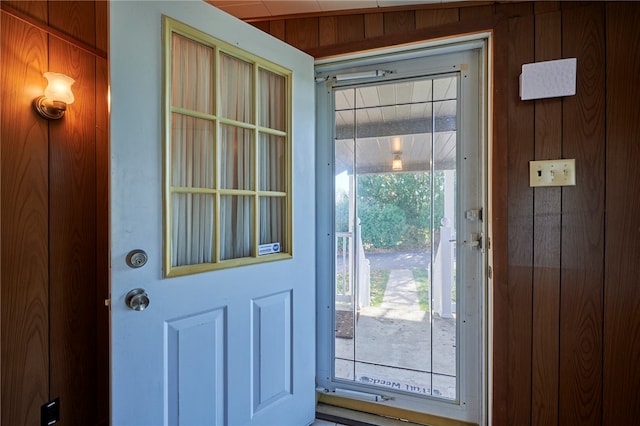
top-left (334, 76), bottom-right (458, 175)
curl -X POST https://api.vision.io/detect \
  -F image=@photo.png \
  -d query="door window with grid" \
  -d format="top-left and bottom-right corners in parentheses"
top-left (164, 17), bottom-right (292, 277)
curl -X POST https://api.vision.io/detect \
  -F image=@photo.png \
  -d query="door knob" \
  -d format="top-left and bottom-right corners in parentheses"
top-left (125, 288), bottom-right (149, 311)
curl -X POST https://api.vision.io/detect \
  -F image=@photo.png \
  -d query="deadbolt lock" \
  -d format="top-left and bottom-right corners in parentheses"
top-left (126, 249), bottom-right (148, 268)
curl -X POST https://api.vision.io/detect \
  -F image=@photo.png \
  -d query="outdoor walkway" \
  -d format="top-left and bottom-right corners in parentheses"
top-left (376, 269), bottom-right (425, 321)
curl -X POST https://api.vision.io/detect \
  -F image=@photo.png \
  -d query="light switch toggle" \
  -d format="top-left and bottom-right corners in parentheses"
top-left (529, 159), bottom-right (576, 187)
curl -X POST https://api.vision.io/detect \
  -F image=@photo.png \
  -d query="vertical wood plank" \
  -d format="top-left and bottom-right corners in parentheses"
top-left (364, 13), bottom-right (383, 38)
top-left (459, 4), bottom-right (494, 22)
top-left (559, 4), bottom-right (605, 425)
top-left (534, 2), bottom-right (560, 14)
top-left (48, 37), bottom-right (98, 426)
top-left (383, 10), bottom-right (414, 35)
top-left (269, 20), bottom-right (285, 41)
top-left (531, 10), bottom-right (562, 426)
top-left (506, 14), bottom-right (535, 426)
top-left (48, 1), bottom-right (96, 48)
top-left (251, 21), bottom-right (270, 34)
top-left (95, 53), bottom-right (110, 426)
top-left (1, 0), bottom-right (48, 22)
top-left (1, 13), bottom-right (50, 426)
top-left (603, 3), bottom-right (640, 424)
top-left (490, 17), bottom-right (510, 426)
top-left (415, 8), bottom-right (459, 29)
top-left (496, 2), bottom-right (533, 18)
top-left (95, 0), bottom-right (108, 53)
top-left (337, 15), bottom-right (365, 44)
top-left (318, 16), bottom-right (337, 46)
top-left (285, 17), bottom-right (318, 50)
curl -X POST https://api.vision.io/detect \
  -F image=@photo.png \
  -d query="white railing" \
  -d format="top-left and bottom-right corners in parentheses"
top-left (335, 220), bottom-right (371, 312)
top-left (335, 231), bottom-right (353, 309)
top-left (432, 218), bottom-right (455, 318)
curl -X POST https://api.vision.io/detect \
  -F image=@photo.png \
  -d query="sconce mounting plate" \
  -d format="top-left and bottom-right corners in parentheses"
top-left (33, 96), bottom-right (67, 120)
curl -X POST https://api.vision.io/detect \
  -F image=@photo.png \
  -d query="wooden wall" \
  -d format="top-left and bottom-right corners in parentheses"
top-left (247, 2), bottom-right (640, 425)
top-left (0, 1), bottom-right (109, 425)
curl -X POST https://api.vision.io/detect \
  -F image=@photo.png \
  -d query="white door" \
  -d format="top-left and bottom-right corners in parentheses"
top-left (110, 2), bottom-right (315, 425)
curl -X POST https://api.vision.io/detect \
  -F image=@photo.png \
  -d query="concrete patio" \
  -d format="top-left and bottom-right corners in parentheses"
top-left (334, 268), bottom-right (457, 399)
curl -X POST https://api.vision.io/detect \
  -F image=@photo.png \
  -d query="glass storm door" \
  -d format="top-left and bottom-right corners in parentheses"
top-left (316, 44), bottom-right (485, 424)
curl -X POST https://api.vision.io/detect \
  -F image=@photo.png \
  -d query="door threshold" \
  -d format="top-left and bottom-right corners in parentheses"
top-left (316, 403), bottom-right (426, 426)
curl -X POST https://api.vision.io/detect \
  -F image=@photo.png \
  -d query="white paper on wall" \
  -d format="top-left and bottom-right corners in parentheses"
top-left (519, 57), bottom-right (577, 100)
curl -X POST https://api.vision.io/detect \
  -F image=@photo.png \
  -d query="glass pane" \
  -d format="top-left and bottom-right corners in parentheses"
top-left (220, 124), bottom-right (254, 190)
top-left (354, 104), bottom-right (432, 140)
top-left (335, 88), bottom-right (355, 110)
top-left (334, 75), bottom-right (458, 401)
top-left (171, 113), bottom-right (214, 188)
top-left (355, 80), bottom-right (433, 109)
top-left (171, 34), bottom-right (214, 114)
top-left (258, 69), bottom-right (285, 131)
top-left (259, 134), bottom-right (285, 192)
top-left (259, 197), bottom-right (286, 251)
top-left (171, 193), bottom-right (214, 266)
top-left (434, 100), bottom-right (457, 133)
top-left (433, 76), bottom-right (457, 101)
top-left (220, 53), bottom-right (253, 123)
top-left (219, 195), bottom-right (254, 260)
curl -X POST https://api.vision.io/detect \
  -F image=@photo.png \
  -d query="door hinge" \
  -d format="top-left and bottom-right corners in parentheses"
top-left (488, 265), bottom-right (493, 279)
top-left (41, 397), bottom-right (60, 426)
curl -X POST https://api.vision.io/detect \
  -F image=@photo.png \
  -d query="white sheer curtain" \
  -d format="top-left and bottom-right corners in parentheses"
top-left (220, 53), bottom-right (253, 260)
top-left (171, 38), bottom-right (287, 266)
top-left (258, 70), bottom-right (286, 250)
top-left (171, 35), bottom-right (214, 267)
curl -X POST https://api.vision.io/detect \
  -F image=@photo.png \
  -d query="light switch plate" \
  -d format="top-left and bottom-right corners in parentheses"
top-left (529, 159), bottom-right (576, 187)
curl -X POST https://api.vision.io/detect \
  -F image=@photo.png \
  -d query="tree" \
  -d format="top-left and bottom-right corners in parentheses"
top-left (355, 172), bottom-right (446, 250)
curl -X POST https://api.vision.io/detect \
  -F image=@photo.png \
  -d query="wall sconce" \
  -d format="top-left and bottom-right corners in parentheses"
top-left (392, 153), bottom-right (403, 171)
top-left (33, 72), bottom-right (75, 119)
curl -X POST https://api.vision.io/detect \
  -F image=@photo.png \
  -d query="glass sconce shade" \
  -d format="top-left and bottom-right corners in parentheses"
top-left (43, 72), bottom-right (75, 104)
top-left (34, 72), bottom-right (75, 119)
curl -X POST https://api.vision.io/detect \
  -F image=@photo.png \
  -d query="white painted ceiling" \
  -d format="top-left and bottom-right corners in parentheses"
top-left (209, 0), bottom-right (447, 19)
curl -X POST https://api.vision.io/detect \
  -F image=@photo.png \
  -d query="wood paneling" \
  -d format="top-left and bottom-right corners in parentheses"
top-left (285, 17), bottom-right (318, 50)
top-left (48, 1), bottom-right (96, 48)
top-left (531, 11), bottom-right (561, 426)
top-left (95, 54), bottom-right (110, 426)
top-left (459, 4), bottom-right (493, 22)
top-left (1, 1), bottom-right (108, 425)
top-left (506, 14), bottom-right (534, 426)
top-left (1, 0), bottom-right (47, 21)
top-left (559, 5), bottom-right (605, 425)
top-left (269, 19), bottom-right (285, 41)
top-left (383, 10), bottom-right (414, 35)
top-left (48, 37), bottom-right (98, 425)
top-left (318, 16), bottom-right (337, 46)
top-left (415, 8), bottom-right (458, 29)
top-left (364, 13), bottom-right (383, 38)
top-left (490, 16), bottom-right (509, 426)
top-left (95, 0), bottom-right (108, 52)
top-left (1, 13), bottom-right (50, 426)
top-left (337, 15), bottom-right (365, 44)
top-left (603, 2), bottom-right (640, 424)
